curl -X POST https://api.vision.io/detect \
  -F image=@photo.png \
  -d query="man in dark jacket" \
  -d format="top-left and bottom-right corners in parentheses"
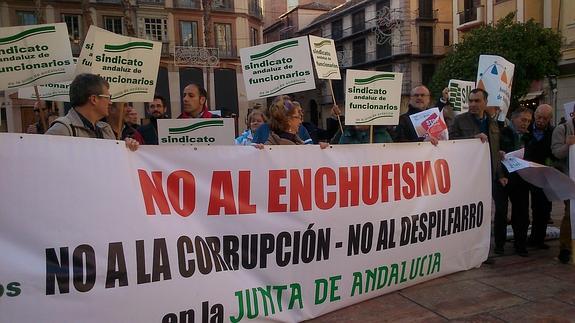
top-left (524, 104), bottom-right (554, 249)
top-left (496, 107), bottom-right (533, 257)
top-left (394, 85), bottom-right (431, 142)
top-left (138, 94), bottom-right (168, 145)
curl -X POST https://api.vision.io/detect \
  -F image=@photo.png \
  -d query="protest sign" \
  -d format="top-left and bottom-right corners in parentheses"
top-left (344, 70), bottom-right (402, 125)
top-left (18, 81), bottom-right (70, 101)
top-left (157, 118), bottom-right (235, 145)
top-left (308, 35), bottom-right (340, 80)
top-left (0, 134), bottom-right (491, 322)
top-left (409, 107), bottom-right (449, 140)
top-left (476, 55), bottom-right (515, 120)
top-left (448, 79), bottom-right (474, 114)
top-left (77, 26), bottom-right (161, 102)
top-left (0, 23), bottom-right (74, 90)
top-left (240, 36), bottom-right (315, 100)
top-left (564, 100), bottom-right (575, 122)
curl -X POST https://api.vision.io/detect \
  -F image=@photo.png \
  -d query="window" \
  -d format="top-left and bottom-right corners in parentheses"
top-left (331, 20), bottom-right (342, 39)
top-left (352, 38), bottom-right (366, 65)
top-left (143, 18), bottom-right (168, 42)
top-left (421, 64), bottom-right (435, 86)
top-left (16, 11), bottom-right (37, 25)
top-left (214, 23), bottom-right (233, 57)
top-left (180, 21), bottom-right (198, 47)
top-left (104, 16), bottom-right (123, 35)
top-left (443, 29), bottom-right (450, 46)
top-left (62, 14), bottom-right (82, 43)
top-left (352, 10), bottom-right (365, 33)
top-left (419, 26), bottom-right (433, 55)
top-left (250, 27), bottom-right (259, 46)
top-left (376, 0), bottom-right (390, 12)
top-left (377, 40), bottom-right (391, 59)
top-left (419, 0), bottom-right (433, 19)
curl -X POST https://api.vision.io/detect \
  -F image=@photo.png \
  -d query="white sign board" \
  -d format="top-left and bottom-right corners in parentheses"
top-left (344, 70), bottom-right (402, 125)
top-left (157, 118), bottom-right (235, 145)
top-left (409, 107), bottom-right (449, 140)
top-left (448, 79), bottom-right (474, 114)
top-left (564, 100), bottom-right (575, 122)
top-left (476, 55), bottom-right (515, 116)
top-left (18, 81), bottom-right (70, 101)
top-left (308, 35), bottom-right (340, 80)
top-left (0, 23), bottom-right (74, 90)
top-left (240, 36), bottom-right (315, 100)
top-left (76, 26), bottom-right (161, 102)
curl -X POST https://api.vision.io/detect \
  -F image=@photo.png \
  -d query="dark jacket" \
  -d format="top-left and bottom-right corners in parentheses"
top-left (339, 126), bottom-right (393, 144)
top-left (450, 112), bottom-right (502, 179)
top-left (393, 105), bottom-right (424, 142)
top-left (138, 118), bottom-right (160, 145)
top-left (524, 124), bottom-right (555, 165)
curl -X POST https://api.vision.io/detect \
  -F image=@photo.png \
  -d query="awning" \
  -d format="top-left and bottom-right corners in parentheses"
top-left (519, 90), bottom-right (544, 101)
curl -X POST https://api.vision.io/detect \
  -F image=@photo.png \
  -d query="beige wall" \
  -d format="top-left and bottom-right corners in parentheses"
top-left (524, 0), bottom-right (543, 24)
top-left (493, 0), bottom-right (516, 22)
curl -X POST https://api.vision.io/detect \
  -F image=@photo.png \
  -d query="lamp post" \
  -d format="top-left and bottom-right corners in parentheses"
top-left (548, 74), bottom-right (558, 125)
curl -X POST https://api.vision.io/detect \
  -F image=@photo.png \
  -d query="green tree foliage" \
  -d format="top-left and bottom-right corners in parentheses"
top-left (430, 13), bottom-right (562, 108)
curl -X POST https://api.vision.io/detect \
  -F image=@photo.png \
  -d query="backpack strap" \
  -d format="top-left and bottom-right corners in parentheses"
top-left (50, 120), bottom-right (77, 137)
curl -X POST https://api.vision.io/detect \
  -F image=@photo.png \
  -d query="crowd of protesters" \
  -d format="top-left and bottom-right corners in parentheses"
top-left (27, 72), bottom-right (573, 265)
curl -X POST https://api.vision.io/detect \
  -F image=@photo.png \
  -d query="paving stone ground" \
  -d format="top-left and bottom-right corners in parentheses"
top-left (307, 201), bottom-right (575, 322)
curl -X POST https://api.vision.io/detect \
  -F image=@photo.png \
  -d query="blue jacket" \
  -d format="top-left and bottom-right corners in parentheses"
top-left (253, 123), bottom-right (312, 144)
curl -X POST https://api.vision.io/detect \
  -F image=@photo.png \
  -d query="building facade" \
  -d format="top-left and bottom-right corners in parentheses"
top-left (0, 0), bottom-right (264, 134)
top-left (294, 0), bottom-right (452, 129)
top-left (452, 0), bottom-right (573, 123)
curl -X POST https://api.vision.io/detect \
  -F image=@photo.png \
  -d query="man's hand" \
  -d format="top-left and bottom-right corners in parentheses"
top-left (428, 136), bottom-right (439, 146)
top-left (566, 135), bottom-right (575, 146)
top-left (498, 177), bottom-right (508, 187)
top-left (125, 138), bottom-right (139, 151)
top-left (442, 87), bottom-right (449, 101)
top-left (331, 104), bottom-right (341, 117)
top-left (319, 142), bottom-right (330, 149)
top-left (252, 143), bottom-right (265, 150)
top-left (475, 133), bottom-right (488, 143)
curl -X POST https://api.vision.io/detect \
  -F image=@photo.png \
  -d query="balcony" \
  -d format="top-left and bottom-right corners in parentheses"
top-left (138, 0), bottom-right (164, 5)
top-left (218, 47), bottom-right (237, 59)
top-left (416, 9), bottom-right (438, 21)
top-left (352, 22), bottom-right (365, 34)
top-left (212, 0), bottom-right (234, 12)
top-left (174, 0), bottom-right (200, 9)
top-left (457, 6), bottom-right (484, 31)
top-left (161, 42), bottom-right (170, 57)
top-left (248, 0), bottom-right (263, 19)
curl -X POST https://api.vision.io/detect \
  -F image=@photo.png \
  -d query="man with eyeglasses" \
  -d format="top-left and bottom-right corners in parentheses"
top-left (46, 73), bottom-right (139, 150)
top-left (394, 85), bottom-right (433, 142)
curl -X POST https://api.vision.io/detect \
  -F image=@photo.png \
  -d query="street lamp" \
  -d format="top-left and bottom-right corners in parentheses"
top-left (548, 74), bottom-right (558, 125)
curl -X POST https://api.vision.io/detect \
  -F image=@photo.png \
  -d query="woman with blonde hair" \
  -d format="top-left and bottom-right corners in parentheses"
top-left (265, 96), bottom-right (306, 145)
top-left (235, 109), bottom-right (267, 145)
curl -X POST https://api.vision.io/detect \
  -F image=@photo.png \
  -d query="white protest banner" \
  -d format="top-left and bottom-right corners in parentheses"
top-left (344, 69), bottom-right (402, 125)
top-left (308, 35), bottom-right (340, 80)
top-left (240, 36), bottom-right (315, 100)
top-left (157, 118), bottom-right (235, 145)
top-left (0, 134), bottom-right (491, 322)
top-left (564, 100), bottom-right (575, 122)
top-left (76, 26), bottom-right (161, 102)
top-left (476, 55), bottom-right (515, 119)
top-left (0, 23), bottom-right (74, 90)
top-left (409, 107), bottom-right (449, 140)
top-left (448, 79), bottom-right (474, 114)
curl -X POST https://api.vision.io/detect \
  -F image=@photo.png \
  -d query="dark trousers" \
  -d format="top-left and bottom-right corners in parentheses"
top-left (528, 184), bottom-right (552, 245)
top-left (494, 173), bottom-right (530, 249)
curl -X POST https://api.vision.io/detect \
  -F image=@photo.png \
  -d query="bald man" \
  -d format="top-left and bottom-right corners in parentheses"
top-left (394, 85), bottom-right (431, 142)
top-left (524, 104), bottom-right (555, 249)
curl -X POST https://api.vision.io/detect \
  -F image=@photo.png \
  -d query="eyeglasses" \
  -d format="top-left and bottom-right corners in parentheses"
top-left (411, 93), bottom-right (430, 97)
top-left (97, 94), bottom-right (112, 100)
